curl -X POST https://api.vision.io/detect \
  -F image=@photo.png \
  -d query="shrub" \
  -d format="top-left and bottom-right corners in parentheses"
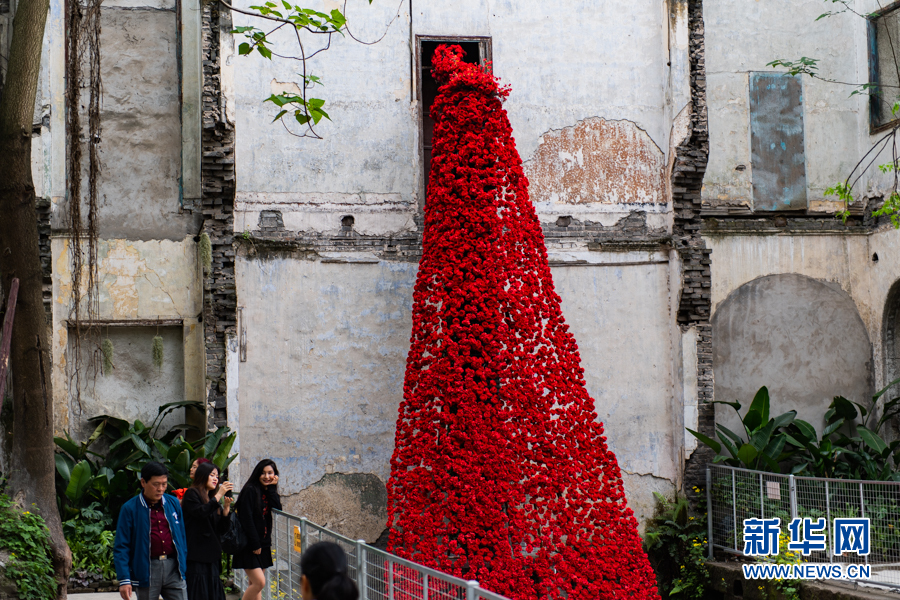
top-left (0, 490), bottom-right (56, 600)
top-left (643, 489), bottom-right (709, 599)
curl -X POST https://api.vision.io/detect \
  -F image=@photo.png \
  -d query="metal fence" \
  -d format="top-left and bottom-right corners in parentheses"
top-left (707, 464), bottom-right (900, 589)
top-left (234, 509), bottom-right (512, 600)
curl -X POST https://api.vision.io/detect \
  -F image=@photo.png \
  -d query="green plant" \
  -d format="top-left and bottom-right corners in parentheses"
top-left (688, 386), bottom-right (797, 472)
top-left (151, 335), bottom-right (164, 370)
top-left (755, 531), bottom-right (802, 600)
top-left (785, 377), bottom-right (900, 480)
top-left (0, 490), bottom-right (56, 600)
top-left (63, 502), bottom-right (115, 582)
top-left (54, 401), bottom-right (238, 522)
top-left (101, 337), bottom-right (114, 375)
top-left (643, 489), bottom-right (709, 599)
top-left (199, 232), bottom-right (212, 271)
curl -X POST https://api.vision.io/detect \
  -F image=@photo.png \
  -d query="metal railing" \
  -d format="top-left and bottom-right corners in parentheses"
top-left (234, 509), bottom-right (512, 600)
top-left (707, 464), bottom-right (900, 589)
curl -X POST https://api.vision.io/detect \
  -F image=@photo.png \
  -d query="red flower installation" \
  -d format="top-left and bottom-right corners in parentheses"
top-left (386, 45), bottom-right (660, 600)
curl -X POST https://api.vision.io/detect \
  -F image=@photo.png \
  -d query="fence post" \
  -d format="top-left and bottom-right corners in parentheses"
top-left (356, 539), bottom-right (368, 600)
top-left (789, 475), bottom-right (798, 522)
top-left (388, 557), bottom-right (394, 600)
top-left (466, 580), bottom-right (479, 600)
top-left (825, 480), bottom-right (832, 563)
top-left (272, 513), bottom-right (279, 599)
top-left (706, 467), bottom-right (714, 560)
top-left (731, 469), bottom-right (738, 552)
top-left (287, 515), bottom-right (294, 598)
top-left (859, 483), bottom-right (868, 566)
top-left (423, 573), bottom-right (429, 600)
top-left (301, 516), bottom-right (308, 549)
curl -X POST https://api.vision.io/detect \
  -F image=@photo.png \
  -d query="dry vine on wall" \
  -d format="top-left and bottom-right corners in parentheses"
top-left (65, 0), bottom-right (102, 410)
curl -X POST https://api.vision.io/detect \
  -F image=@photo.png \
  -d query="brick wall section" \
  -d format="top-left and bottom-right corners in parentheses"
top-left (36, 197), bottom-right (52, 321)
top-left (674, 0), bottom-right (715, 494)
top-left (200, 2), bottom-right (236, 429)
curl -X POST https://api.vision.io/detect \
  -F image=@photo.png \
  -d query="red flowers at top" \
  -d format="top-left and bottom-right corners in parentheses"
top-left (386, 45), bottom-right (660, 600)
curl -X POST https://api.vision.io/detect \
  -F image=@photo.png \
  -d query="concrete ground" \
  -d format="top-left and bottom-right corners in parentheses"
top-left (70, 593), bottom-right (242, 600)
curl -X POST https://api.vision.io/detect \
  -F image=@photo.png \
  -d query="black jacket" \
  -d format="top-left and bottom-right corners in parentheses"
top-left (236, 485), bottom-right (281, 551)
top-left (181, 487), bottom-right (230, 563)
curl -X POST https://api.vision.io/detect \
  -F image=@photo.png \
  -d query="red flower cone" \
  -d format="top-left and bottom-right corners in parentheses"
top-left (387, 45), bottom-right (660, 600)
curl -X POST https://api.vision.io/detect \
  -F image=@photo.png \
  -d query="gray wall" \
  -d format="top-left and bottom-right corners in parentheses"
top-left (234, 251), bottom-right (681, 540)
top-left (712, 273), bottom-right (873, 432)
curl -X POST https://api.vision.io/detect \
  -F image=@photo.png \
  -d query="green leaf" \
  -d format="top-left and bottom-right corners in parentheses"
top-left (745, 386), bottom-right (770, 428)
top-left (54, 436), bottom-right (81, 458)
top-left (231, 26), bottom-right (255, 33)
top-left (203, 427), bottom-right (226, 458)
top-left (772, 410), bottom-right (797, 429)
top-left (130, 433), bottom-right (152, 457)
top-left (258, 45), bottom-right (272, 59)
top-left (686, 428), bottom-right (721, 454)
top-left (822, 418), bottom-right (845, 438)
top-left (272, 110), bottom-right (288, 122)
top-left (66, 460), bottom-right (94, 504)
top-left (830, 396), bottom-right (858, 422)
top-left (715, 423), bottom-right (745, 447)
top-left (737, 443), bottom-right (759, 467)
top-left (791, 419), bottom-right (818, 443)
top-left (239, 42), bottom-right (252, 55)
top-left (55, 453), bottom-right (74, 481)
top-left (858, 426), bottom-right (888, 454)
top-left (211, 432), bottom-right (237, 470)
top-left (295, 111), bottom-right (310, 125)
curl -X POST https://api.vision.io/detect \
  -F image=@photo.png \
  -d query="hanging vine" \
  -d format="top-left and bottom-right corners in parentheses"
top-left (65, 0), bottom-right (102, 410)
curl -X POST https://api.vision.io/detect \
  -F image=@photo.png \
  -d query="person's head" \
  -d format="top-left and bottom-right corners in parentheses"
top-left (191, 461), bottom-right (219, 503)
top-left (250, 459), bottom-right (278, 488)
top-left (140, 462), bottom-right (169, 503)
top-left (299, 542), bottom-right (358, 600)
top-left (189, 457), bottom-right (212, 479)
top-left (237, 459), bottom-right (279, 508)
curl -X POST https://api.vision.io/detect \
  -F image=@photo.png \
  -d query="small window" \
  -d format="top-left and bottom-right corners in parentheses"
top-left (868, 5), bottom-right (900, 131)
top-left (417, 37), bottom-right (491, 200)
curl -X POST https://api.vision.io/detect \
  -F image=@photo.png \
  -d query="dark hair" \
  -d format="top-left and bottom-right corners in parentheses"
top-left (300, 542), bottom-right (358, 600)
top-left (191, 462), bottom-right (219, 504)
top-left (236, 459), bottom-right (278, 511)
top-left (193, 457), bottom-right (212, 468)
top-left (141, 461), bottom-right (168, 481)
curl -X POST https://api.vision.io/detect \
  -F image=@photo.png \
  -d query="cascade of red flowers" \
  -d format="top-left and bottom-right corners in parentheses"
top-left (386, 45), bottom-right (660, 600)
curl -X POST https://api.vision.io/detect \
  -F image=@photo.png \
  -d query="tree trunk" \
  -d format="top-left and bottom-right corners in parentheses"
top-left (0, 0), bottom-right (72, 597)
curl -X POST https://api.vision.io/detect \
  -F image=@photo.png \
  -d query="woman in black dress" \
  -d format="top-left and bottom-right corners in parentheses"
top-left (182, 461), bottom-right (234, 600)
top-left (234, 459), bottom-right (281, 600)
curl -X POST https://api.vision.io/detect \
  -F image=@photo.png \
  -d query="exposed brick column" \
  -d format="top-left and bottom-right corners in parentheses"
top-left (200, 1), bottom-right (236, 429)
top-left (673, 0), bottom-right (714, 493)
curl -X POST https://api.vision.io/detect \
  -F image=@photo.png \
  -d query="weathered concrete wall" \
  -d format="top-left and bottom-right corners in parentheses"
top-left (67, 326), bottom-right (185, 441)
top-left (51, 238), bottom-right (204, 437)
top-left (232, 0), bottom-right (679, 234)
top-left (705, 227), bottom-right (900, 432)
top-left (703, 0), bottom-right (880, 210)
top-left (48, 0), bottom-right (197, 240)
top-left (712, 273), bottom-right (873, 431)
top-left (233, 250), bottom-right (681, 539)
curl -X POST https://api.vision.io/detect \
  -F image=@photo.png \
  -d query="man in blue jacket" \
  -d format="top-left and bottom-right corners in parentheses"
top-left (114, 462), bottom-right (188, 600)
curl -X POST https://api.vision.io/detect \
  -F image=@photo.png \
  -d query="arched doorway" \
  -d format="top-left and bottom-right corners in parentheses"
top-left (712, 274), bottom-right (873, 431)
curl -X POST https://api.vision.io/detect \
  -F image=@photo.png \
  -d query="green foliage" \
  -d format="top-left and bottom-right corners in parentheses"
top-left (785, 378), bottom-right (900, 480)
top-left (64, 502), bottom-right (115, 582)
top-left (687, 386), bottom-right (797, 472)
top-left (872, 191), bottom-right (900, 228)
top-left (643, 489), bottom-right (709, 599)
top-left (101, 337), bottom-right (114, 375)
top-left (151, 335), bottom-right (164, 370)
top-left (54, 401), bottom-right (238, 522)
top-left (0, 491), bottom-right (56, 600)
top-left (757, 531), bottom-right (802, 600)
top-left (199, 232), bottom-right (212, 271)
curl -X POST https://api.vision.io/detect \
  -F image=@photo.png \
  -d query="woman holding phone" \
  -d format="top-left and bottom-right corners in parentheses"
top-left (182, 461), bottom-right (234, 600)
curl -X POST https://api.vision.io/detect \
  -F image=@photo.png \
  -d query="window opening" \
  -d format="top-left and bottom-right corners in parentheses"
top-left (418, 37), bottom-right (491, 200)
top-left (869, 4), bottom-right (900, 131)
